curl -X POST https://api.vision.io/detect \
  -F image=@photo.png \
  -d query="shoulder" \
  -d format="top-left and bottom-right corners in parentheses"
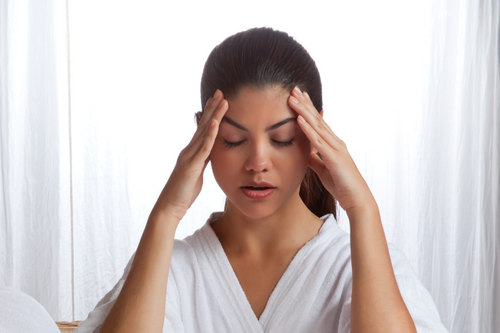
top-left (172, 214), bottom-right (218, 258)
top-left (170, 212), bottom-right (224, 275)
top-left (316, 218), bottom-right (447, 331)
top-left (312, 214), bottom-right (352, 265)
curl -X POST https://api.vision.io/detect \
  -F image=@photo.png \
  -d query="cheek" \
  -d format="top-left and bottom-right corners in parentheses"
top-left (274, 137), bottom-right (311, 184)
top-left (210, 146), bottom-right (239, 189)
top-left (291, 134), bottom-right (312, 181)
top-left (294, 131), bottom-right (312, 165)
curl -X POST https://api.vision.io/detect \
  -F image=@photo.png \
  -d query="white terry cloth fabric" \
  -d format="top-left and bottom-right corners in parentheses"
top-left (76, 213), bottom-right (448, 333)
top-left (0, 287), bottom-right (61, 333)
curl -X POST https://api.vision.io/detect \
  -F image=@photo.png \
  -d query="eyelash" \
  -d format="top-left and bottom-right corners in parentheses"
top-left (224, 139), bottom-right (294, 148)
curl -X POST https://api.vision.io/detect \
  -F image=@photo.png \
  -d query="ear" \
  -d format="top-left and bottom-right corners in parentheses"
top-left (319, 109), bottom-right (324, 118)
top-left (195, 111), bottom-right (202, 126)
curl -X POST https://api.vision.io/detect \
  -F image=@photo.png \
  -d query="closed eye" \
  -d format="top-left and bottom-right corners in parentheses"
top-left (272, 139), bottom-right (294, 147)
top-left (224, 139), bottom-right (295, 148)
top-left (224, 140), bottom-right (245, 148)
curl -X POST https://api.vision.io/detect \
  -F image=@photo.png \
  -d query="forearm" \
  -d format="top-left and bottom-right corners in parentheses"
top-left (100, 210), bottom-right (179, 333)
top-left (348, 200), bottom-right (416, 333)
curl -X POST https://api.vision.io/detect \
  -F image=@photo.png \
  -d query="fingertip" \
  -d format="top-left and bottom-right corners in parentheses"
top-left (297, 115), bottom-right (306, 123)
top-left (217, 98), bottom-right (228, 109)
top-left (289, 96), bottom-right (300, 105)
top-left (214, 89), bottom-right (221, 99)
top-left (293, 86), bottom-right (302, 96)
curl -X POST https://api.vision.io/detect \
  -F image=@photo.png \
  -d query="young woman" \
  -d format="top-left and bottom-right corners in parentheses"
top-left (76, 28), bottom-right (447, 333)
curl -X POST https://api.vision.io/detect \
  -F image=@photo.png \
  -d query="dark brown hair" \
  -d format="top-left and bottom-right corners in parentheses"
top-left (200, 27), bottom-right (337, 220)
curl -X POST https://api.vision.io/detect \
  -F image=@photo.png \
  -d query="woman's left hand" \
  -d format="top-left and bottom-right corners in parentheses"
top-left (288, 86), bottom-right (376, 214)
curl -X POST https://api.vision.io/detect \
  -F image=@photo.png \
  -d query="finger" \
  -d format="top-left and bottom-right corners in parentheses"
top-left (290, 91), bottom-right (340, 148)
top-left (289, 88), bottom-right (344, 150)
top-left (297, 114), bottom-right (338, 163)
top-left (195, 118), bottom-right (220, 163)
top-left (192, 91), bottom-right (226, 143)
top-left (193, 97), bottom-right (227, 143)
top-left (199, 89), bottom-right (223, 127)
top-left (211, 98), bottom-right (228, 124)
top-left (290, 88), bottom-right (325, 125)
top-left (190, 99), bottom-right (228, 163)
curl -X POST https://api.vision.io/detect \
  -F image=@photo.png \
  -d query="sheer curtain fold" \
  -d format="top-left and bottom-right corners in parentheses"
top-left (0, 0), bottom-right (73, 321)
top-left (420, 0), bottom-right (500, 331)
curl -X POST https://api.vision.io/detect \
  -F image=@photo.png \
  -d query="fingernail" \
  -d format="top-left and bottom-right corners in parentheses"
top-left (298, 115), bottom-right (306, 123)
top-left (218, 99), bottom-right (226, 108)
top-left (294, 86), bottom-right (302, 95)
top-left (214, 89), bottom-right (221, 99)
top-left (291, 96), bottom-right (300, 104)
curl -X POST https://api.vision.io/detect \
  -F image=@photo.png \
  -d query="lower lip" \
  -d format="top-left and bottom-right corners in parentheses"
top-left (241, 187), bottom-right (276, 199)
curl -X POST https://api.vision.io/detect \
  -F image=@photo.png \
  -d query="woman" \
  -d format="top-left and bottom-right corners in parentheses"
top-left (76, 27), bottom-right (447, 333)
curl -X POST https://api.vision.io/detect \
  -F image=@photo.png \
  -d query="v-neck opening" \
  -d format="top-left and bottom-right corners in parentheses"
top-left (201, 212), bottom-right (334, 331)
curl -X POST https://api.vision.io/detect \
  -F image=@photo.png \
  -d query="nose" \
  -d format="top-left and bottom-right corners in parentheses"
top-left (244, 140), bottom-right (273, 172)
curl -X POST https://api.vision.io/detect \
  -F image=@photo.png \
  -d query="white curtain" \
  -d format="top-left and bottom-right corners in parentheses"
top-left (0, 0), bottom-right (73, 320)
top-left (1, 0), bottom-right (498, 332)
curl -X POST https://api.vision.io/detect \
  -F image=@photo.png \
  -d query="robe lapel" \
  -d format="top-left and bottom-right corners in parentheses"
top-left (200, 214), bottom-right (335, 333)
top-left (199, 224), bottom-right (265, 333)
top-left (258, 216), bottom-right (336, 332)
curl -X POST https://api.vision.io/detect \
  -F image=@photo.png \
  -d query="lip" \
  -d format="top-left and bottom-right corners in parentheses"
top-left (241, 181), bottom-right (275, 188)
top-left (240, 181), bottom-right (276, 200)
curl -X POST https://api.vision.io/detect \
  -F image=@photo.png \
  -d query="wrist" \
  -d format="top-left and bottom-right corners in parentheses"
top-left (345, 198), bottom-right (379, 221)
top-left (149, 204), bottom-right (184, 228)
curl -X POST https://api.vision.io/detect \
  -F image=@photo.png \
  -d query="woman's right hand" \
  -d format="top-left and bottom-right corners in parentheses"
top-left (101, 93), bottom-right (227, 333)
top-left (151, 89), bottom-right (228, 223)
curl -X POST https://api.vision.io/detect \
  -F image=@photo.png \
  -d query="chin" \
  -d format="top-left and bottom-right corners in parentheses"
top-left (224, 190), bottom-right (297, 221)
top-left (231, 205), bottom-right (277, 221)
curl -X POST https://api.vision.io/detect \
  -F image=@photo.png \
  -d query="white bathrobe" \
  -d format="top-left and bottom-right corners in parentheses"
top-left (76, 213), bottom-right (448, 333)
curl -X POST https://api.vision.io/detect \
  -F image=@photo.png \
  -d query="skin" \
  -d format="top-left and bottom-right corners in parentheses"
top-left (100, 86), bottom-right (417, 333)
top-left (209, 87), bottom-right (324, 318)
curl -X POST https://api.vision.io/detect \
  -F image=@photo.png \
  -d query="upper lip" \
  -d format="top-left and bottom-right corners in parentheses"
top-left (241, 181), bottom-right (276, 188)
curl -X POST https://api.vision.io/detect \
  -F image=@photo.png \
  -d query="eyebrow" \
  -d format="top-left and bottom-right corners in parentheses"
top-left (222, 116), bottom-right (296, 132)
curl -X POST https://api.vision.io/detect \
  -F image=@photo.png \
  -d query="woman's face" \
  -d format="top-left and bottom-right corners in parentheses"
top-left (210, 86), bottom-right (312, 220)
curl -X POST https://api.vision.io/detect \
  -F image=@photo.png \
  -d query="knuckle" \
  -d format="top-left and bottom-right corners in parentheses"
top-left (200, 142), bottom-right (211, 155)
top-left (178, 147), bottom-right (189, 158)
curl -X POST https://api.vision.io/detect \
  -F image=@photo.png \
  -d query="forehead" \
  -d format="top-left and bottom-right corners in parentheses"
top-left (223, 86), bottom-right (295, 126)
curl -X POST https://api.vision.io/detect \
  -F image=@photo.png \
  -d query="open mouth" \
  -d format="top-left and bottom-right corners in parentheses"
top-left (241, 182), bottom-right (276, 199)
top-left (242, 186), bottom-right (274, 191)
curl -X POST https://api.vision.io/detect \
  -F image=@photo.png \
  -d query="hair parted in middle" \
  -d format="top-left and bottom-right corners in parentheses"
top-left (199, 27), bottom-right (337, 220)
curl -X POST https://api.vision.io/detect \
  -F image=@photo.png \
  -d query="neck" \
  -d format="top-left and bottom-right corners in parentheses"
top-left (211, 191), bottom-right (324, 261)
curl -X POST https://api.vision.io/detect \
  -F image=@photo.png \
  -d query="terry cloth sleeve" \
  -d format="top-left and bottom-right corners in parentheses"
top-left (336, 243), bottom-right (448, 333)
top-left (75, 252), bottom-right (184, 333)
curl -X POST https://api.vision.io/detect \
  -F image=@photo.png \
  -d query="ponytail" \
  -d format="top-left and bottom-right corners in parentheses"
top-left (300, 168), bottom-right (337, 219)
